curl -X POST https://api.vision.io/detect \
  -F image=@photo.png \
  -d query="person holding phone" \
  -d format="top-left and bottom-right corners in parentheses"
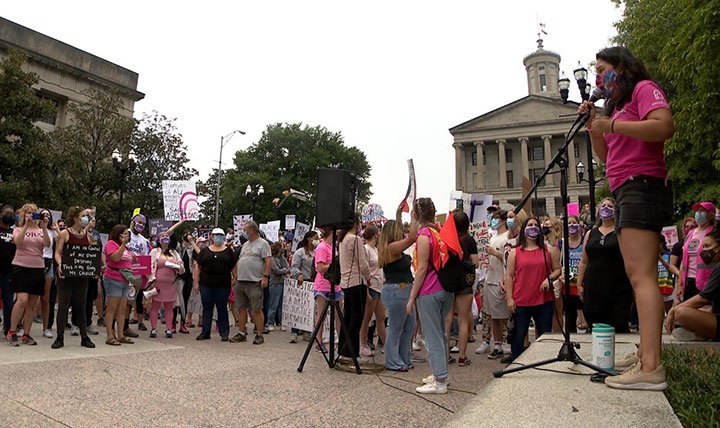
top-left (6, 204), bottom-right (50, 347)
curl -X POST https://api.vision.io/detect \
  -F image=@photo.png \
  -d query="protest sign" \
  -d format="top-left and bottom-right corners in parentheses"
top-left (285, 215), bottom-right (296, 230)
top-left (362, 203), bottom-right (386, 223)
top-left (61, 244), bottom-right (101, 278)
top-left (662, 226), bottom-right (679, 248)
top-left (265, 220), bottom-right (281, 243)
top-left (567, 203), bottom-right (579, 217)
top-left (469, 221), bottom-right (491, 268)
top-left (282, 278), bottom-right (314, 332)
top-left (162, 180), bottom-right (200, 221)
top-left (468, 194), bottom-right (493, 223)
top-left (132, 255), bottom-right (152, 276)
top-left (49, 210), bottom-right (63, 225)
top-left (292, 222), bottom-right (310, 252)
top-left (233, 214), bottom-right (252, 245)
top-left (99, 233), bottom-right (109, 246)
top-left (399, 159), bottom-right (416, 213)
top-left (149, 218), bottom-right (174, 237)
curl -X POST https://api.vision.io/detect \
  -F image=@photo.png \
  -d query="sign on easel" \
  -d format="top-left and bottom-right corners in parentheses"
top-left (282, 278), bottom-right (314, 331)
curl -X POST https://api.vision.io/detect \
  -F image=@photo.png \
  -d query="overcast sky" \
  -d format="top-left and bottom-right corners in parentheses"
top-left (3, 1), bottom-right (622, 219)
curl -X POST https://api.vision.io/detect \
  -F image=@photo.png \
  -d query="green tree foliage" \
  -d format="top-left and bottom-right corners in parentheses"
top-left (206, 123), bottom-right (372, 228)
top-left (0, 49), bottom-right (57, 204)
top-left (614, 0), bottom-right (720, 211)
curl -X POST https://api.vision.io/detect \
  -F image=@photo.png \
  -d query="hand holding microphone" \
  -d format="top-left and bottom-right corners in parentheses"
top-left (578, 87), bottom-right (608, 133)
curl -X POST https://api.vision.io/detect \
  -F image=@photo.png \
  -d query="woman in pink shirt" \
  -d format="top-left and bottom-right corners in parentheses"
top-left (6, 204), bottom-right (50, 346)
top-left (102, 225), bottom-right (135, 345)
top-left (579, 46), bottom-right (675, 390)
top-left (147, 231), bottom-right (185, 339)
top-left (679, 202), bottom-right (715, 302)
top-left (313, 227), bottom-right (342, 352)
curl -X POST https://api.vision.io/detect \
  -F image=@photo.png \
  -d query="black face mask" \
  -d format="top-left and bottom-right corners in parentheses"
top-left (1, 214), bottom-right (13, 225)
top-left (699, 248), bottom-right (718, 265)
top-left (541, 226), bottom-right (551, 236)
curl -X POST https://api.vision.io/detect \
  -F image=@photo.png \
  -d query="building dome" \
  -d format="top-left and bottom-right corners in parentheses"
top-left (522, 37), bottom-right (561, 98)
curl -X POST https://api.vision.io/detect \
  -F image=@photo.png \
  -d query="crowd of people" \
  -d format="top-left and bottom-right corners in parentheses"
top-left (1, 47), bottom-right (719, 395)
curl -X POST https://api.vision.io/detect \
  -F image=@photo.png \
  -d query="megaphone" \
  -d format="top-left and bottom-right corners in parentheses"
top-left (143, 288), bottom-right (159, 300)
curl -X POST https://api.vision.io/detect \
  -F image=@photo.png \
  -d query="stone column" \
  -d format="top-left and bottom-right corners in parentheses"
top-left (568, 138), bottom-right (578, 184)
top-left (454, 142), bottom-right (464, 191)
top-left (474, 141), bottom-right (485, 190)
top-left (519, 137), bottom-right (530, 181)
top-left (545, 197), bottom-right (557, 217)
top-left (497, 139), bottom-right (507, 188)
top-left (542, 135), bottom-right (553, 186)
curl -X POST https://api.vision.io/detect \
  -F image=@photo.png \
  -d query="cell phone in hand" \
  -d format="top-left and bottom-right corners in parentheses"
top-left (32, 212), bottom-right (44, 220)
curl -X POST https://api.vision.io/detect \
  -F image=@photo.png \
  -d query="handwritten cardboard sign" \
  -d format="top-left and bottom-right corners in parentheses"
top-left (162, 180), bottom-right (200, 221)
top-left (292, 222), bottom-right (310, 252)
top-left (61, 244), bottom-right (101, 278)
top-left (470, 221), bottom-right (491, 268)
top-left (282, 278), bottom-right (314, 331)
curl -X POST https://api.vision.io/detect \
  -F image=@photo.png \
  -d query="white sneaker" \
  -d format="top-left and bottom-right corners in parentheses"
top-left (268, 325), bottom-right (275, 332)
top-left (450, 345), bottom-right (459, 353)
top-left (422, 375), bottom-right (450, 386)
top-left (17, 328), bottom-right (24, 337)
top-left (412, 339), bottom-right (421, 351)
top-left (416, 381), bottom-right (447, 394)
top-left (70, 325), bottom-right (80, 336)
top-left (43, 329), bottom-right (53, 338)
top-left (280, 326), bottom-right (287, 331)
top-left (475, 341), bottom-right (491, 354)
top-left (502, 343), bottom-right (512, 355)
top-left (671, 327), bottom-right (705, 342)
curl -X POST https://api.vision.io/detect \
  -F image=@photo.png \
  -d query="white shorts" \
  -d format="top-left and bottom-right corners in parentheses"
top-left (483, 283), bottom-right (509, 319)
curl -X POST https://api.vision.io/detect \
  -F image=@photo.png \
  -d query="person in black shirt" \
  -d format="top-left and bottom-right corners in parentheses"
top-left (0, 204), bottom-right (16, 336)
top-left (665, 227), bottom-right (720, 341)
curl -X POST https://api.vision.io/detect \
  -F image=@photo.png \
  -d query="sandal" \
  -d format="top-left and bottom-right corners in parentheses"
top-left (458, 357), bottom-right (471, 367)
top-left (105, 338), bottom-right (121, 346)
top-left (118, 337), bottom-right (134, 344)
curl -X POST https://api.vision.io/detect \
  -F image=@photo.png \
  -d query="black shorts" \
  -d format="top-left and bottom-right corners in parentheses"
top-left (612, 175), bottom-right (673, 233)
top-left (10, 265), bottom-right (45, 296)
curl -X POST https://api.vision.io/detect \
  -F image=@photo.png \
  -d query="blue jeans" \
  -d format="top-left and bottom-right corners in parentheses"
top-left (511, 301), bottom-right (554, 359)
top-left (417, 290), bottom-right (453, 379)
top-left (200, 286), bottom-right (230, 338)
top-left (1, 272), bottom-right (13, 335)
top-left (381, 283), bottom-right (416, 370)
top-left (267, 283), bottom-right (284, 326)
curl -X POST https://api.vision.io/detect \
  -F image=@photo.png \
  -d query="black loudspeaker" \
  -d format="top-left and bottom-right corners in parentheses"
top-left (316, 168), bottom-right (356, 227)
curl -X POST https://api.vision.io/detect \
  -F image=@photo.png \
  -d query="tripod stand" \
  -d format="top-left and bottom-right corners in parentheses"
top-left (493, 113), bottom-right (614, 379)
top-left (297, 227), bottom-right (362, 374)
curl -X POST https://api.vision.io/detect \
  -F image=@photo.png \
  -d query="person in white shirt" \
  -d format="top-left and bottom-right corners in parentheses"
top-left (483, 209), bottom-right (511, 360)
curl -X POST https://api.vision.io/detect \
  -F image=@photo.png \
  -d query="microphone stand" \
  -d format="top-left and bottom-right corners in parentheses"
top-left (494, 112), bottom-right (614, 379)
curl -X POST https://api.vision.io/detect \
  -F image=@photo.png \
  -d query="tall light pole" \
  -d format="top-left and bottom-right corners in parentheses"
top-left (214, 129), bottom-right (245, 226)
top-left (112, 148), bottom-right (137, 225)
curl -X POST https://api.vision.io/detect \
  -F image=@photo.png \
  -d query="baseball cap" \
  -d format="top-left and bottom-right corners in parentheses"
top-left (211, 227), bottom-right (224, 235)
top-left (692, 201), bottom-right (716, 213)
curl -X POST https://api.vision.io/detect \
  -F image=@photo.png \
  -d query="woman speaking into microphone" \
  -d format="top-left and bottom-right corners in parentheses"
top-left (579, 47), bottom-right (674, 391)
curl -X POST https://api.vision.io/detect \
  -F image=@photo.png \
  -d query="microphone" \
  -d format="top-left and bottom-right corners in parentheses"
top-left (588, 87), bottom-right (604, 103)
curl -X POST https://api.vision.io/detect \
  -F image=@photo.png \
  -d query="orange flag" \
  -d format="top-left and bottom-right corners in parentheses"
top-left (439, 212), bottom-right (463, 261)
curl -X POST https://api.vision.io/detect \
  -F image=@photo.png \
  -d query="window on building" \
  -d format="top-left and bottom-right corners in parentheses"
top-left (532, 146), bottom-right (544, 161)
top-left (530, 168), bottom-right (546, 187)
top-left (36, 94), bottom-right (60, 125)
top-left (506, 171), bottom-right (514, 189)
top-left (471, 151), bottom-right (477, 166)
top-left (539, 74), bottom-right (548, 92)
top-left (505, 148), bottom-right (513, 163)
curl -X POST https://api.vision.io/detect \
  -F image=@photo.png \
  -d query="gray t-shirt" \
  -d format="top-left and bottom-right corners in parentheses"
top-left (236, 238), bottom-right (271, 282)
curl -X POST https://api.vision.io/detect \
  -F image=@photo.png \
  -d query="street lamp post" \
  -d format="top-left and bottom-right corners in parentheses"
top-left (214, 129), bottom-right (246, 227)
top-left (245, 184), bottom-right (264, 219)
top-left (112, 149), bottom-right (137, 225)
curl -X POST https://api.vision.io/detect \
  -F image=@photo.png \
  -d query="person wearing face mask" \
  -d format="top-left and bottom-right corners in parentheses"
top-left (679, 202), bottom-right (716, 303)
top-left (0, 204), bottom-right (17, 338)
top-left (146, 231), bottom-right (185, 338)
top-left (562, 215), bottom-right (586, 333)
top-left (576, 198), bottom-right (633, 337)
top-left (504, 217), bottom-right (561, 362)
top-left (542, 217), bottom-right (565, 333)
top-left (669, 218), bottom-right (697, 304)
top-left (665, 227), bottom-right (720, 342)
top-left (123, 214), bottom-right (152, 337)
top-left (52, 206), bottom-right (95, 349)
top-left (480, 209), bottom-right (511, 359)
top-left (579, 46), bottom-right (674, 390)
top-left (36, 209), bottom-right (58, 339)
top-left (288, 230), bottom-right (319, 343)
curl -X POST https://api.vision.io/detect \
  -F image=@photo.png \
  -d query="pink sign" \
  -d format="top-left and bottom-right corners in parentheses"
top-left (132, 255), bottom-right (152, 276)
top-left (567, 203), bottom-right (579, 217)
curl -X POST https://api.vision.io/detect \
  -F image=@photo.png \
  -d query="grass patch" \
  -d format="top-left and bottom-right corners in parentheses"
top-left (663, 346), bottom-right (720, 427)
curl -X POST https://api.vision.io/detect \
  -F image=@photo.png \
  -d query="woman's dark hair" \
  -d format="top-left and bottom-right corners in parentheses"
top-left (362, 224), bottom-right (379, 241)
top-left (299, 230), bottom-right (319, 252)
top-left (271, 241), bottom-right (283, 256)
top-left (160, 233), bottom-right (178, 257)
top-left (415, 197), bottom-right (436, 224)
top-left (338, 212), bottom-right (361, 243)
top-left (596, 46), bottom-right (652, 114)
top-left (518, 216), bottom-right (544, 249)
top-left (109, 224), bottom-right (128, 244)
top-left (452, 209), bottom-right (470, 236)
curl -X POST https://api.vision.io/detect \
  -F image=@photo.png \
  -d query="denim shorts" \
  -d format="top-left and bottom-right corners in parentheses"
top-left (104, 277), bottom-right (129, 298)
top-left (612, 175), bottom-right (673, 233)
top-left (368, 288), bottom-right (381, 300)
top-left (314, 290), bottom-right (344, 300)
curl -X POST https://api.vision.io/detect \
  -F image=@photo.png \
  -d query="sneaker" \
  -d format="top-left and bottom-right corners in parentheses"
top-left (262, 326), bottom-right (270, 334)
top-left (449, 345), bottom-right (459, 354)
top-left (86, 326), bottom-right (99, 336)
top-left (43, 329), bottom-right (53, 339)
top-left (411, 353), bottom-right (426, 363)
top-left (186, 322), bottom-right (195, 328)
top-left (21, 335), bottom-right (37, 346)
top-left (51, 338), bottom-right (64, 349)
top-left (280, 326), bottom-right (287, 331)
top-left (422, 375), bottom-right (451, 386)
top-left (123, 328), bottom-right (139, 338)
top-left (500, 355), bottom-right (514, 364)
top-left (70, 325), bottom-right (80, 336)
top-left (33, 315), bottom-right (42, 324)
top-left (615, 352), bottom-right (640, 371)
top-left (17, 328), bottom-right (24, 337)
top-left (448, 356), bottom-right (456, 364)
top-left (196, 333), bottom-right (211, 340)
top-left (230, 332), bottom-right (247, 343)
top-left (80, 337), bottom-right (95, 348)
top-left (221, 335), bottom-right (229, 342)
top-left (138, 323), bottom-right (147, 331)
top-left (416, 381), bottom-right (447, 394)
top-left (488, 349), bottom-right (504, 360)
top-left (671, 327), bottom-right (705, 342)
top-left (475, 341), bottom-right (491, 354)
top-left (253, 335), bottom-right (264, 345)
top-left (289, 334), bottom-right (299, 344)
top-left (267, 325), bottom-right (275, 332)
top-left (149, 329), bottom-right (158, 338)
top-left (360, 345), bottom-right (373, 357)
top-left (179, 325), bottom-right (189, 334)
top-left (7, 332), bottom-right (19, 347)
top-left (165, 330), bottom-right (173, 339)
top-left (605, 363), bottom-right (667, 391)
top-left (502, 343), bottom-right (512, 355)
top-left (458, 357), bottom-right (471, 367)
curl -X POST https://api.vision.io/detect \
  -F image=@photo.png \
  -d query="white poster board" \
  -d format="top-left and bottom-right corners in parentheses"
top-left (662, 225), bottom-right (679, 248)
top-left (162, 180), bottom-right (200, 221)
top-left (285, 215), bottom-right (296, 230)
top-left (282, 278), bottom-right (314, 332)
top-left (291, 222), bottom-right (310, 252)
top-left (265, 220), bottom-right (281, 243)
top-left (469, 220), bottom-right (491, 268)
top-left (233, 214), bottom-right (253, 246)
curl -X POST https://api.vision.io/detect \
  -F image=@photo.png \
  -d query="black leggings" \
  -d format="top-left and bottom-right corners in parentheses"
top-left (57, 278), bottom-right (89, 339)
top-left (338, 284), bottom-right (367, 358)
top-left (72, 279), bottom-right (98, 327)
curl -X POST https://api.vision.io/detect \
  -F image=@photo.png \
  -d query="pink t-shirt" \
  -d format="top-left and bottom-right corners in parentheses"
top-left (104, 240), bottom-right (133, 282)
top-left (417, 228), bottom-right (443, 297)
top-left (11, 227), bottom-right (45, 269)
top-left (313, 241), bottom-right (340, 293)
top-left (605, 80), bottom-right (670, 191)
top-left (684, 226), bottom-right (711, 279)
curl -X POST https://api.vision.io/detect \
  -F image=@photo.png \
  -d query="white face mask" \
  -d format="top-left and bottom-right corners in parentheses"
top-left (312, 239), bottom-right (319, 248)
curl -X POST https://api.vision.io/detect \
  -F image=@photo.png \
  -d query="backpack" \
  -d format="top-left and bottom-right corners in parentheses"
top-left (416, 226), bottom-right (475, 293)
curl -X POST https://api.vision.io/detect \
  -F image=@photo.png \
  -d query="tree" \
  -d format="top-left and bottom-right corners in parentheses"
top-left (613, 0), bottom-right (720, 212)
top-left (205, 123), bottom-right (372, 228)
top-left (0, 49), bottom-right (57, 205)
